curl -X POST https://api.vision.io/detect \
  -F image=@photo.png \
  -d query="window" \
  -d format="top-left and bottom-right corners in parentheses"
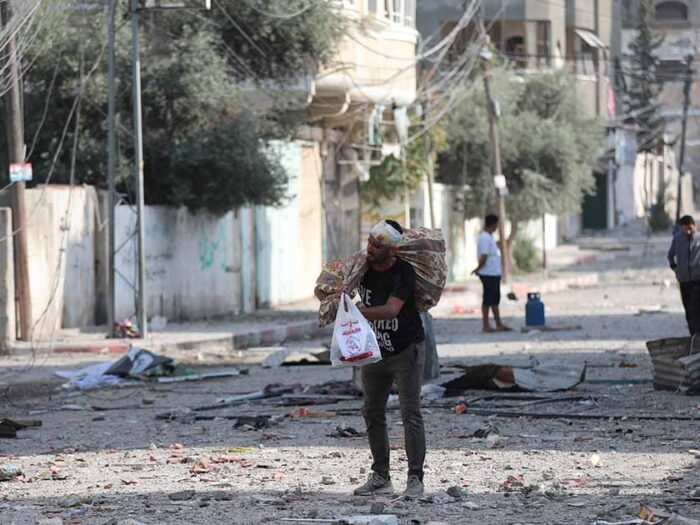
top-left (656, 1), bottom-right (688, 21)
top-left (506, 36), bottom-right (528, 69)
top-left (368, 0), bottom-right (377, 13)
top-left (384, 0), bottom-right (415, 27)
top-left (536, 21), bottom-right (551, 67)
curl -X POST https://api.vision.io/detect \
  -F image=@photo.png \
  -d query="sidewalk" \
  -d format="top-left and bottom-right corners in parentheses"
top-left (6, 272), bottom-right (604, 359)
top-left (7, 238), bottom-right (668, 355)
top-left (7, 307), bottom-right (325, 357)
top-left (4, 237), bottom-right (669, 359)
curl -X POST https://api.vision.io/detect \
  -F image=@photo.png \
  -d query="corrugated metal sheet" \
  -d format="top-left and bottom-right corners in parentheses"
top-left (646, 337), bottom-right (700, 392)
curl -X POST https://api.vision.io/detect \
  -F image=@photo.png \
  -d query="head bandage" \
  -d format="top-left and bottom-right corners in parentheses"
top-left (370, 220), bottom-right (403, 247)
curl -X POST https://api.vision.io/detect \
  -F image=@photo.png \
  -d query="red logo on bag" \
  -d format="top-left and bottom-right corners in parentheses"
top-left (340, 320), bottom-right (361, 336)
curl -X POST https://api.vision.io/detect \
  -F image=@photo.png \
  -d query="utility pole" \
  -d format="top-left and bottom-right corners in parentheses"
top-left (130, 0), bottom-right (148, 338)
top-left (479, 22), bottom-right (510, 283)
top-left (424, 98), bottom-right (436, 228)
top-left (0, 0), bottom-right (32, 340)
top-left (107, 0), bottom-right (117, 337)
top-left (676, 54), bottom-right (693, 223)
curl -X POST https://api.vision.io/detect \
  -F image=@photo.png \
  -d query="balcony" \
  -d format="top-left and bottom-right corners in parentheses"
top-left (310, 0), bottom-right (418, 121)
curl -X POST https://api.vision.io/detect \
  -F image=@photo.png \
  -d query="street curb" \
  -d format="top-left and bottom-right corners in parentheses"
top-left (570, 252), bottom-right (633, 266)
top-left (12, 320), bottom-right (323, 357)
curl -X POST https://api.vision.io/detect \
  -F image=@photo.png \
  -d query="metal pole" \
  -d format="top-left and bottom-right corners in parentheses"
top-left (424, 99), bottom-right (436, 229)
top-left (107, 0), bottom-right (117, 337)
top-left (541, 214), bottom-right (547, 271)
top-left (1, 0), bottom-right (32, 340)
top-left (480, 22), bottom-right (510, 283)
top-left (130, 0), bottom-right (148, 338)
top-left (676, 55), bottom-right (693, 222)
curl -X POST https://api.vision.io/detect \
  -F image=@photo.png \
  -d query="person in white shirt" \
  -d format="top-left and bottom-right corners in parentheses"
top-left (472, 214), bottom-right (511, 333)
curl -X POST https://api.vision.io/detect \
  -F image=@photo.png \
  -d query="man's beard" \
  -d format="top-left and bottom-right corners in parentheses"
top-left (367, 252), bottom-right (390, 264)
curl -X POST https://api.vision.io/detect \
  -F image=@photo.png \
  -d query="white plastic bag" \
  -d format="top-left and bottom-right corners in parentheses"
top-left (330, 294), bottom-right (382, 368)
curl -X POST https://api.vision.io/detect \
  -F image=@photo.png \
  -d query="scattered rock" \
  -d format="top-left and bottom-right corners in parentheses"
top-left (169, 490), bottom-right (196, 501)
top-left (0, 463), bottom-right (21, 481)
top-left (370, 501), bottom-right (386, 513)
top-left (446, 485), bottom-right (468, 499)
top-left (321, 476), bottom-right (335, 485)
top-left (486, 434), bottom-right (504, 449)
top-left (463, 501), bottom-right (481, 510)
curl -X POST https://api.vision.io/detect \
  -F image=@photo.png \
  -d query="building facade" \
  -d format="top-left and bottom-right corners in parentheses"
top-left (621, 0), bottom-right (700, 210)
top-left (308, 0), bottom-right (419, 260)
top-left (418, 0), bottom-right (619, 233)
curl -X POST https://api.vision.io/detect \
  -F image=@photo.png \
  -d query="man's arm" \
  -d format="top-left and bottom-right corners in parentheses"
top-left (472, 254), bottom-right (488, 275)
top-left (359, 297), bottom-right (405, 321)
top-left (668, 238), bottom-right (677, 269)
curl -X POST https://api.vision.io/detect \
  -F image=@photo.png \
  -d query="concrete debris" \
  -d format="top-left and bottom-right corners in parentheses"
top-left (168, 490), bottom-right (196, 501)
top-left (446, 486), bottom-right (469, 499)
top-left (370, 502), bottom-right (386, 514)
top-left (486, 433), bottom-right (504, 449)
top-left (636, 305), bottom-right (663, 315)
top-left (234, 415), bottom-right (280, 430)
top-left (0, 463), bottom-right (21, 481)
top-left (470, 424), bottom-right (500, 438)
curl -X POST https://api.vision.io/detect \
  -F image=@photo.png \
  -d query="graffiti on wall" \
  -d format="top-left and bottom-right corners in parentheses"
top-left (198, 223), bottom-right (226, 271)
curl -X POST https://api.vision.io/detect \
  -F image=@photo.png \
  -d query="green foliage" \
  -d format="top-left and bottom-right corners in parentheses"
top-left (0, 0), bottom-right (345, 212)
top-left (438, 69), bottom-right (602, 226)
top-left (212, 0), bottom-right (346, 80)
top-left (624, 0), bottom-right (665, 152)
top-left (362, 119), bottom-right (448, 210)
top-left (512, 235), bottom-right (540, 274)
top-left (167, 114), bottom-right (288, 214)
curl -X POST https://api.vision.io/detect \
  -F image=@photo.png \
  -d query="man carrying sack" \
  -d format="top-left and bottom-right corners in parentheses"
top-left (314, 220), bottom-right (446, 499)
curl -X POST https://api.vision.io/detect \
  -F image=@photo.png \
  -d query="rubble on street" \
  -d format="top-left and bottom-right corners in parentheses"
top-left (0, 267), bottom-right (698, 524)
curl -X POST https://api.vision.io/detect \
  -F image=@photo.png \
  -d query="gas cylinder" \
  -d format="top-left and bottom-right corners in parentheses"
top-left (525, 292), bottom-right (545, 327)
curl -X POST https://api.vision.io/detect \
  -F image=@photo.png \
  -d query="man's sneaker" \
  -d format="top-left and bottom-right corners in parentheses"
top-left (353, 472), bottom-right (394, 496)
top-left (403, 474), bottom-right (424, 499)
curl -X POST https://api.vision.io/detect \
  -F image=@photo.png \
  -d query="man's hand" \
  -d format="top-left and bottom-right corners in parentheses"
top-left (670, 263), bottom-right (677, 271)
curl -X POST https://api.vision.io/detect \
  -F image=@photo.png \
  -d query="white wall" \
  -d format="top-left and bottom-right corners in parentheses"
top-left (254, 140), bottom-right (323, 307)
top-left (23, 186), bottom-right (98, 336)
top-left (114, 206), bottom-right (242, 322)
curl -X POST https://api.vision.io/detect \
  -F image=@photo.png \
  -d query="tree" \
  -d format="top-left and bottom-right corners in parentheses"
top-left (437, 69), bottom-right (601, 243)
top-left (0, 0), bottom-right (345, 212)
top-left (624, 0), bottom-right (665, 153)
top-left (362, 117), bottom-right (447, 210)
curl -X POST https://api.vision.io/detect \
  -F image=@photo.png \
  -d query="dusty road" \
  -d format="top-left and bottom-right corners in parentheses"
top-left (0, 266), bottom-right (698, 524)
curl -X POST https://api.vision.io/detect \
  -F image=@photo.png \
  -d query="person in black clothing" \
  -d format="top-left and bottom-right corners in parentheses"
top-left (668, 215), bottom-right (700, 334)
top-left (348, 219), bottom-right (427, 499)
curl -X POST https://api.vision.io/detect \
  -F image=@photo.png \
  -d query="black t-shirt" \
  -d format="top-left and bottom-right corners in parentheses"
top-left (358, 258), bottom-right (424, 356)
